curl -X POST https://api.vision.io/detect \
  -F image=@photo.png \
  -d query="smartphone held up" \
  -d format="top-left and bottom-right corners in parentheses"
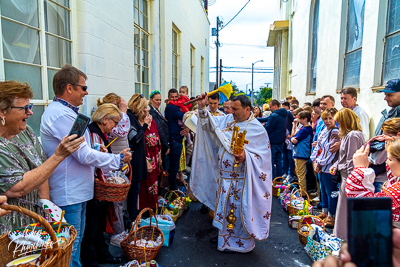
top-left (347, 197), bottom-right (393, 267)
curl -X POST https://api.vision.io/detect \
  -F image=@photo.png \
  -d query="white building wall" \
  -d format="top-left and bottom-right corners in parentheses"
top-left (161, 0), bottom-right (210, 99)
top-left (74, 0), bottom-right (209, 114)
top-left (281, 0), bottom-right (391, 136)
top-left (75, 0), bottom-right (136, 116)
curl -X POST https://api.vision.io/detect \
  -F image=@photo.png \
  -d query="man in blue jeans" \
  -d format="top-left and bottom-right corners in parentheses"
top-left (165, 88), bottom-right (188, 190)
top-left (40, 64), bottom-right (132, 267)
top-left (258, 99), bottom-right (287, 177)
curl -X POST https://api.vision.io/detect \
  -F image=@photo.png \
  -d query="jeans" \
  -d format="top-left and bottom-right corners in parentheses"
top-left (127, 181), bottom-right (141, 222)
top-left (283, 146), bottom-right (295, 176)
top-left (320, 172), bottom-right (338, 215)
top-left (60, 202), bottom-right (87, 267)
top-left (169, 141), bottom-right (183, 190)
top-left (271, 143), bottom-right (284, 178)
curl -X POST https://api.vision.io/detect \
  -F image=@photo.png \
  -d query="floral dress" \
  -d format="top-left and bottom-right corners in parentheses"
top-left (139, 120), bottom-right (161, 210)
top-left (0, 126), bottom-right (46, 234)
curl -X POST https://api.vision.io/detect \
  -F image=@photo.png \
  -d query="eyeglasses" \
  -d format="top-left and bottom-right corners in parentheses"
top-left (11, 103), bottom-right (33, 114)
top-left (111, 118), bottom-right (119, 125)
top-left (74, 84), bottom-right (88, 91)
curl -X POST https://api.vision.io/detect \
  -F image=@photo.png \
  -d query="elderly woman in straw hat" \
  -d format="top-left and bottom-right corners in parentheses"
top-left (0, 80), bottom-right (84, 234)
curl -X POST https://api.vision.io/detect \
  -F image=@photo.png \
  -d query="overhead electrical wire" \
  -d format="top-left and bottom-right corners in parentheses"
top-left (220, 0), bottom-right (251, 31)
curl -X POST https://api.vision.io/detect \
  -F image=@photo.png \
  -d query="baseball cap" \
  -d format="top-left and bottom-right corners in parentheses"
top-left (377, 79), bottom-right (400, 93)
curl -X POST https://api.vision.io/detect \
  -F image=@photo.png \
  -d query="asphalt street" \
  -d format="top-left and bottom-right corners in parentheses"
top-left (101, 196), bottom-right (313, 267)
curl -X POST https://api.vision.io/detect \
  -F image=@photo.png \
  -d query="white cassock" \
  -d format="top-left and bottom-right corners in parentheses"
top-left (190, 109), bottom-right (273, 252)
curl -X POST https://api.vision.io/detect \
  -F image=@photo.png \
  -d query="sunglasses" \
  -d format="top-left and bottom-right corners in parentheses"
top-left (132, 94), bottom-right (144, 102)
top-left (74, 84), bottom-right (88, 91)
top-left (11, 103), bottom-right (33, 114)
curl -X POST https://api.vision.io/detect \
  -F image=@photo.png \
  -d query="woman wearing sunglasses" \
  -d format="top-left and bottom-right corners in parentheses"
top-left (0, 81), bottom-right (84, 234)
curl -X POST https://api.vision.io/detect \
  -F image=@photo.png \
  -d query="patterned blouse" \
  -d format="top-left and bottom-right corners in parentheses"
top-left (310, 127), bottom-right (340, 173)
top-left (0, 126), bottom-right (47, 234)
top-left (346, 165), bottom-right (400, 221)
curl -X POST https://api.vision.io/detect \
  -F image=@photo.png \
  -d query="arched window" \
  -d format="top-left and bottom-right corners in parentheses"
top-left (343, 0), bottom-right (365, 88)
top-left (308, 0), bottom-right (320, 93)
top-left (383, 0), bottom-right (400, 83)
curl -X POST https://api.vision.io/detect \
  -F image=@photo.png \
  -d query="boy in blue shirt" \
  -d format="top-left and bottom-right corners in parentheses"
top-left (290, 111), bottom-right (313, 195)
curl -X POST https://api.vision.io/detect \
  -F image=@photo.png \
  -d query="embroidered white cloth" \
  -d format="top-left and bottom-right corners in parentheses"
top-left (190, 110), bottom-right (272, 252)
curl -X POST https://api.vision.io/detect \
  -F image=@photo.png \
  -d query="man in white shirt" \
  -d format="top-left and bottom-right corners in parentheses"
top-left (340, 87), bottom-right (370, 141)
top-left (40, 64), bottom-right (131, 267)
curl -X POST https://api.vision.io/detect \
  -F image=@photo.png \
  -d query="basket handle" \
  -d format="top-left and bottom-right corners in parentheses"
top-left (131, 208), bottom-right (159, 242)
top-left (126, 162), bottom-right (132, 182)
top-left (290, 188), bottom-right (310, 204)
top-left (1, 204), bottom-right (59, 250)
top-left (272, 176), bottom-right (286, 185)
top-left (297, 215), bottom-right (327, 232)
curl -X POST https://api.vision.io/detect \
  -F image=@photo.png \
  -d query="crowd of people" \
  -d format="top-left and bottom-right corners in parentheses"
top-left (1, 61), bottom-right (400, 266)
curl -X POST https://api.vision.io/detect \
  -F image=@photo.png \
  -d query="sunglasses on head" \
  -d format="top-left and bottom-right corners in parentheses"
top-left (11, 103), bottom-right (33, 114)
top-left (132, 94), bottom-right (144, 102)
top-left (74, 84), bottom-right (88, 91)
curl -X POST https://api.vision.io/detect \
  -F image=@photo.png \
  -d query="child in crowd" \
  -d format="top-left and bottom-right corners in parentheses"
top-left (291, 111), bottom-right (313, 195)
top-left (168, 85), bottom-right (191, 112)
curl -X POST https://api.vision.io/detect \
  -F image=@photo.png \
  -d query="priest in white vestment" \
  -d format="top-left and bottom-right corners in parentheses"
top-left (190, 94), bottom-right (273, 253)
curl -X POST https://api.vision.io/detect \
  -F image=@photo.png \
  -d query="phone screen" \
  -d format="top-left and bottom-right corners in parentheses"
top-left (348, 198), bottom-right (392, 267)
top-left (69, 114), bottom-right (90, 138)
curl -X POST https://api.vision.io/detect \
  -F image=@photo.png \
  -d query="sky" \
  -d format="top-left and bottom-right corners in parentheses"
top-left (207, 0), bottom-right (280, 94)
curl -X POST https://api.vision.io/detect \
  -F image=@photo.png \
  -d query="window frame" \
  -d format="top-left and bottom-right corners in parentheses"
top-left (172, 26), bottom-right (180, 89)
top-left (134, 0), bottom-right (150, 97)
top-left (0, 0), bottom-right (73, 135)
top-left (382, 0), bottom-right (400, 84)
top-left (190, 44), bottom-right (195, 95)
top-left (307, 0), bottom-right (320, 94)
top-left (201, 56), bottom-right (204, 94)
top-left (342, 0), bottom-right (365, 88)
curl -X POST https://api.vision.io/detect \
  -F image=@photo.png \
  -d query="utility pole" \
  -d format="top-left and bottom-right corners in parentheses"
top-left (215, 16), bottom-right (220, 88)
top-left (251, 60), bottom-right (264, 103)
top-left (219, 59), bottom-right (222, 86)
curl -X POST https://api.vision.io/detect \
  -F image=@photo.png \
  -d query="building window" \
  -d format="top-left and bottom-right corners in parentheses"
top-left (383, 0), bottom-right (400, 83)
top-left (201, 56), bottom-right (204, 94)
top-left (343, 0), bottom-right (365, 88)
top-left (0, 0), bottom-right (72, 135)
top-left (134, 0), bottom-right (149, 97)
top-left (308, 0), bottom-right (320, 93)
top-left (172, 27), bottom-right (179, 89)
top-left (190, 45), bottom-right (195, 95)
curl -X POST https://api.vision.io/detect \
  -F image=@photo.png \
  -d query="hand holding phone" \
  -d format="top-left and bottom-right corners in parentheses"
top-left (69, 114), bottom-right (90, 139)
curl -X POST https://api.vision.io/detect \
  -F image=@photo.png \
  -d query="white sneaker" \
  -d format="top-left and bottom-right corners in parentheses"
top-left (110, 230), bottom-right (129, 247)
top-left (312, 196), bottom-right (320, 202)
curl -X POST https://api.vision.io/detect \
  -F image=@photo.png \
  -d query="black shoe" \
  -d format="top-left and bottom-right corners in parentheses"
top-left (315, 203), bottom-right (322, 209)
top-left (98, 257), bottom-right (123, 264)
top-left (200, 204), bottom-right (209, 214)
top-left (210, 236), bottom-right (218, 244)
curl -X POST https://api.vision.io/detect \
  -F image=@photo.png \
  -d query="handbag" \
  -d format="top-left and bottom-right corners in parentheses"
top-left (159, 167), bottom-right (169, 188)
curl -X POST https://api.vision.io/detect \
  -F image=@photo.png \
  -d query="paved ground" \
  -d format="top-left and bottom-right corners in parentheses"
top-left (101, 196), bottom-right (313, 267)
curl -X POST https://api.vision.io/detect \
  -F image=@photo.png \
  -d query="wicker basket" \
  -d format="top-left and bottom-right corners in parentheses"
top-left (121, 208), bottom-right (164, 262)
top-left (0, 205), bottom-right (77, 267)
top-left (163, 190), bottom-right (186, 217)
top-left (161, 191), bottom-right (181, 222)
top-left (297, 215), bottom-right (326, 246)
top-left (272, 177), bottom-right (286, 197)
top-left (287, 188), bottom-right (310, 216)
top-left (94, 163), bottom-right (132, 202)
top-left (280, 182), bottom-right (299, 211)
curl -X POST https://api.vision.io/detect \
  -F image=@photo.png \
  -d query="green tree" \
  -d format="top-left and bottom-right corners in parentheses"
top-left (254, 86), bottom-right (272, 106)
